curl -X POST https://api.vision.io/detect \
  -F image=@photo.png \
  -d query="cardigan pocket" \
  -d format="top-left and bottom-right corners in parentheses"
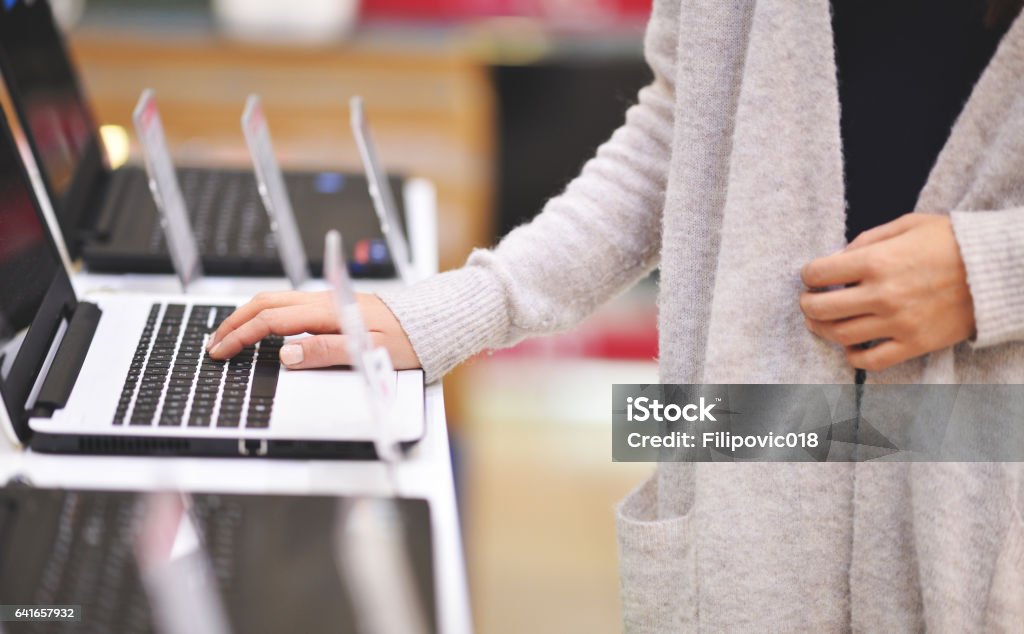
top-left (983, 505), bottom-right (1024, 631)
top-left (616, 473), bottom-right (697, 633)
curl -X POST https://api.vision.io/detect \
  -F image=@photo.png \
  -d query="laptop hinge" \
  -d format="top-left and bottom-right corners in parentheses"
top-left (31, 302), bottom-right (102, 418)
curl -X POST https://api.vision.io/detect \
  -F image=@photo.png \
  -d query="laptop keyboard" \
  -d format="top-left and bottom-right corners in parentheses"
top-left (112, 303), bottom-right (282, 429)
top-left (6, 491), bottom-right (247, 634)
top-left (17, 492), bottom-right (155, 634)
top-left (145, 168), bottom-right (278, 259)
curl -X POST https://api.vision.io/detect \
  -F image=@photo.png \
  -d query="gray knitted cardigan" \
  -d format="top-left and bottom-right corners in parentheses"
top-left (381, 0), bottom-right (1024, 630)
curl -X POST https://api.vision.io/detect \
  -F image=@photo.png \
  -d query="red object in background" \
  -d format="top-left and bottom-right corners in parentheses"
top-left (491, 302), bottom-right (659, 362)
top-left (362, 0), bottom-right (507, 18)
top-left (361, 0), bottom-right (651, 20)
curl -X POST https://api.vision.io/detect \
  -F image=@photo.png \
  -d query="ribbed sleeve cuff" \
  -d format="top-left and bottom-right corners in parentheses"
top-left (377, 266), bottom-right (510, 383)
top-left (950, 208), bottom-right (1024, 349)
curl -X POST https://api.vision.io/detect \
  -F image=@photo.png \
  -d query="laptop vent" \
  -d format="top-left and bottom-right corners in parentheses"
top-left (78, 436), bottom-right (191, 455)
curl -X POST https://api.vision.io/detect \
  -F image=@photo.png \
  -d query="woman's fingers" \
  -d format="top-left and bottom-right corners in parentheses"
top-left (845, 213), bottom-right (920, 251)
top-left (800, 248), bottom-right (873, 288)
top-left (208, 303), bottom-right (338, 360)
top-left (279, 332), bottom-right (421, 370)
top-left (844, 340), bottom-right (913, 372)
top-left (279, 334), bottom-right (352, 369)
top-left (799, 286), bottom-right (879, 321)
top-left (208, 291), bottom-right (329, 351)
top-left (207, 291), bottom-right (422, 371)
top-left (805, 315), bottom-right (890, 347)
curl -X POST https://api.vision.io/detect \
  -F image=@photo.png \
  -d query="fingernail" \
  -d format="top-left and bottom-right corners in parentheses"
top-left (206, 336), bottom-right (218, 351)
top-left (208, 342), bottom-right (223, 358)
top-left (280, 344), bottom-right (303, 366)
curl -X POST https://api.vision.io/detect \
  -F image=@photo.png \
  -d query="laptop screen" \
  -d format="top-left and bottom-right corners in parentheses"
top-left (0, 0), bottom-right (103, 248)
top-left (0, 488), bottom-right (437, 634)
top-left (0, 104), bottom-right (71, 439)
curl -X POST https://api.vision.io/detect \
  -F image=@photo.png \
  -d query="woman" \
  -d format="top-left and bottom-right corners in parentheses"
top-left (209, 1), bottom-right (1024, 630)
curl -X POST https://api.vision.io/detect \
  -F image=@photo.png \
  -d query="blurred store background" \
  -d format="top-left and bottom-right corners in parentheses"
top-left (58, 0), bottom-right (657, 630)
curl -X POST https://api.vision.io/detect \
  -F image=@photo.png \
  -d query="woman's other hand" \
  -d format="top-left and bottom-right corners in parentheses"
top-left (799, 213), bottom-right (976, 372)
top-left (206, 291), bottom-right (421, 370)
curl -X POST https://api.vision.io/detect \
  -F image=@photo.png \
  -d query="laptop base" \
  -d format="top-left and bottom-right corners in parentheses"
top-left (28, 431), bottom-right (400, 460)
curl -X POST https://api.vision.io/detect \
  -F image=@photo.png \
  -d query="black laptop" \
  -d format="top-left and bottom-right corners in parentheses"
top-left (0, 486), bottom-right (436, 634)
top-left (0, 0), bottom-right (405, 279)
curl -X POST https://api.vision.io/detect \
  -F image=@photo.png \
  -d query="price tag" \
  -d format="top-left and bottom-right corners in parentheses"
top-left (241, 95), bottom-right (310, 288)
top-left (350, 96), bottom-right (414, 284)
top-left (324, 230), bottom-right (398, 462)
top-left (131, 90), bottom-right (202, 289)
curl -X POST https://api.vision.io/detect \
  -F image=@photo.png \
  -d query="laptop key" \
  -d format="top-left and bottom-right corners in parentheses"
top-left (250, 363), bottom-right (279, 399)
top-left (188, 414), bottom-right (213, 427)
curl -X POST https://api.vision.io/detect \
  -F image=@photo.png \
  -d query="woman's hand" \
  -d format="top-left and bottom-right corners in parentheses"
top-left (206, 291), bottom-right (421, 370)
top-left (799, 213), bottom-right (976, 372)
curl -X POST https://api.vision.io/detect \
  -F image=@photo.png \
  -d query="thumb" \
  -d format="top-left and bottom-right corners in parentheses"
top-left (279, 335), bottom-right (352, 369)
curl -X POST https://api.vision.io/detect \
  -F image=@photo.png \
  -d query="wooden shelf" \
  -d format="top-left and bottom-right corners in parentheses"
top-left (69, 25), bottom-right (497, 271)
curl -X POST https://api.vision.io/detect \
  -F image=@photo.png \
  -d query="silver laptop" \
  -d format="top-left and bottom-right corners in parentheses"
top-left (0, 106), bottom-right (425, 459)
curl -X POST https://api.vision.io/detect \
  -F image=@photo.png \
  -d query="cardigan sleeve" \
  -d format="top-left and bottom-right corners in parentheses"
top-left (950, 207), bottom-right (1024, 348)
top-left (377, 1), bottom-right (679, 383)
